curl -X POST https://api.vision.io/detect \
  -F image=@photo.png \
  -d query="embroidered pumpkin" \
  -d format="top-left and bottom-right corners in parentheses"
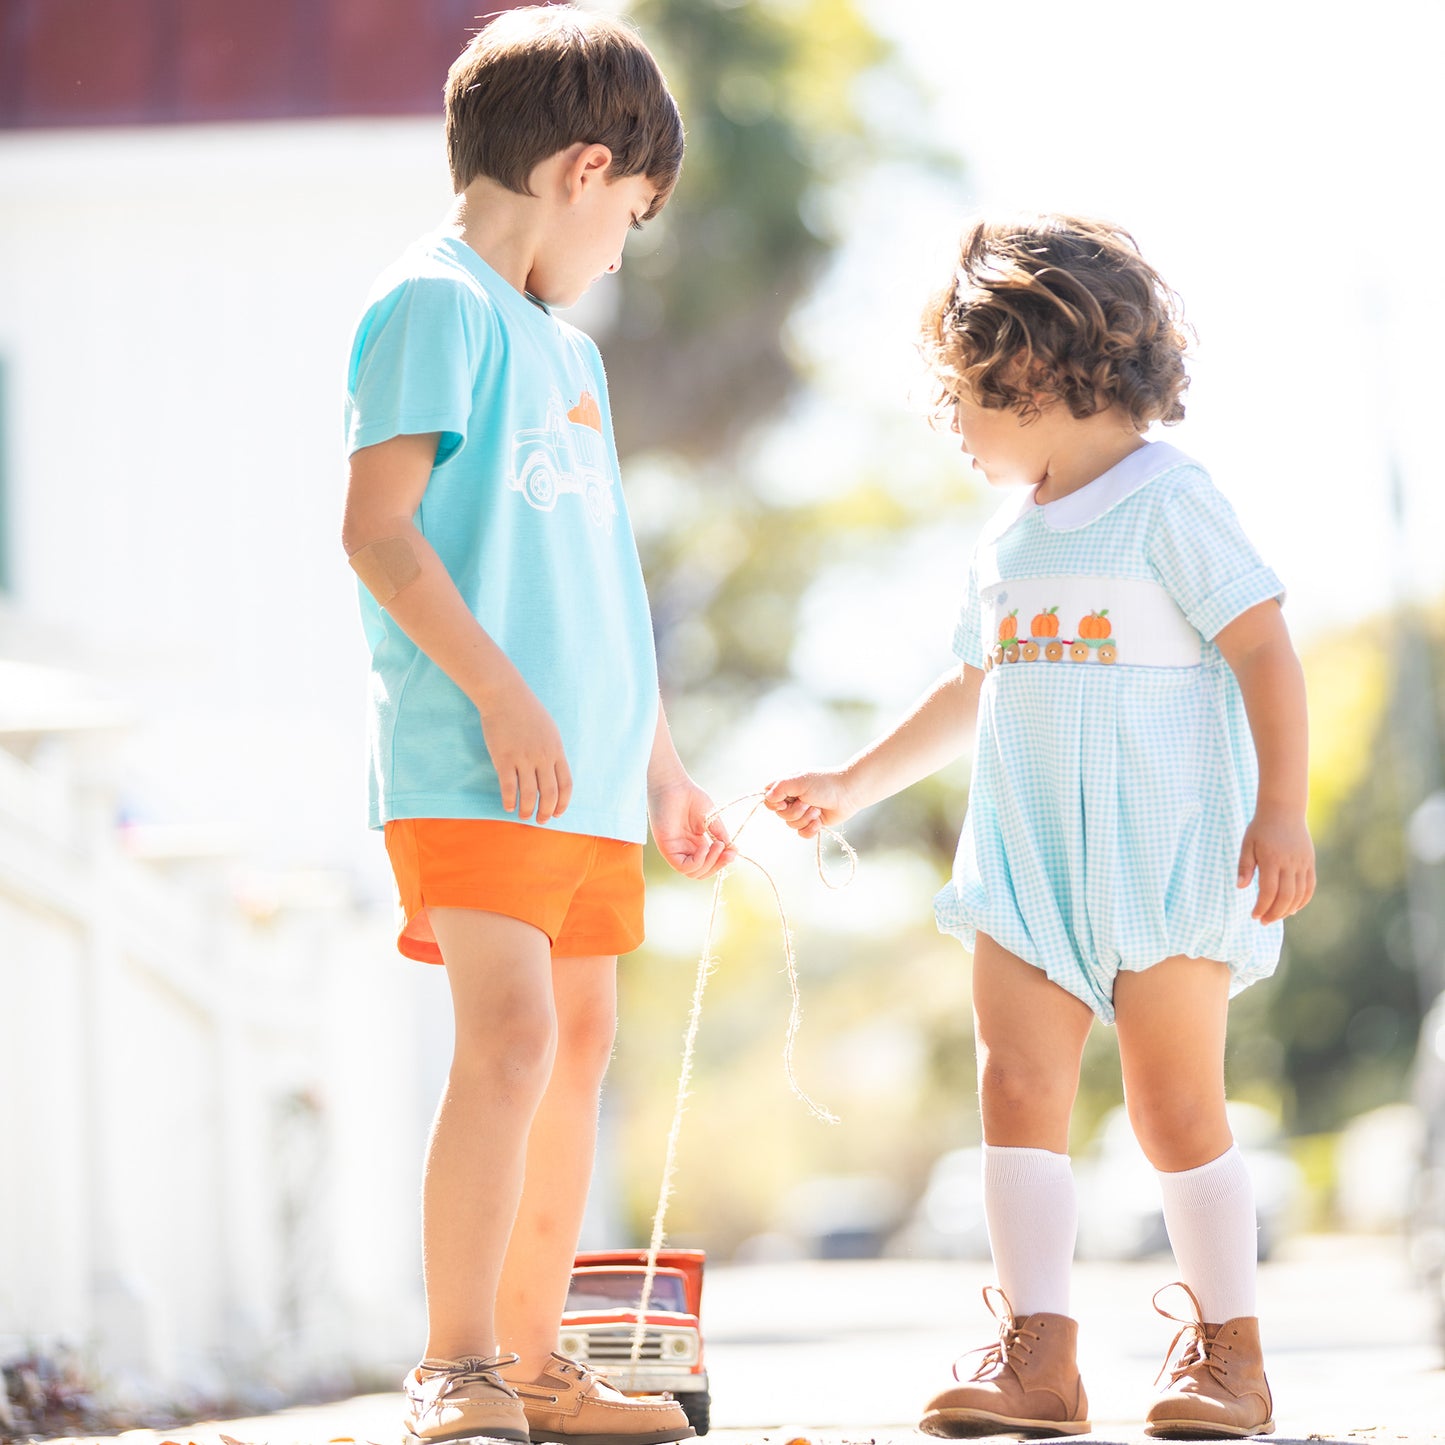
top-left (998, 610), bottom-right (1019, 642)
top-left (1078, 609), bottom-right (1112, 640)
top-left (1031, 606), bottom-right (1060, 638)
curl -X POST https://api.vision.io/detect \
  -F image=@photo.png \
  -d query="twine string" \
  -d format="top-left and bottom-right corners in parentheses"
top-left (625, 791), bottom-right (856, 1371)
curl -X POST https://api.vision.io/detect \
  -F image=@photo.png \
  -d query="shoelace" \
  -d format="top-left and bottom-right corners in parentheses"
top-left (952, 1285), bottom-right (1042, 1383)
top-left (415, 1353), bottom-right (520, 1402)
top-left (1152, 1282), bottom-right (1233, 1387)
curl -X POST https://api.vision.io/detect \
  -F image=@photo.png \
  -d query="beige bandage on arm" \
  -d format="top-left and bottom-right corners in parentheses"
top-left (348, 535), bottom-right (422, 605)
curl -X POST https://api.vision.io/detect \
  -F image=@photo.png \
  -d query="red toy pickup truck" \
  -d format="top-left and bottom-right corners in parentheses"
top-left (559, 1249), bottom-right (710, 1435)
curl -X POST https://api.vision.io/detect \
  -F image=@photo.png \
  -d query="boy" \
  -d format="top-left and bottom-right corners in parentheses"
top-left (341, 10), bottom-right (732, 1444)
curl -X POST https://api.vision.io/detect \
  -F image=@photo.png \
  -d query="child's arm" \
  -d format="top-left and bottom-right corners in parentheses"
top-left (646, 701), bottom-right (737, 879)
top-left (765, 663), bottom-right (983, 839)
top-left (343, 432), bottom-right (571, 825)
top-left (1215, 600), bottom-right (1316, 924)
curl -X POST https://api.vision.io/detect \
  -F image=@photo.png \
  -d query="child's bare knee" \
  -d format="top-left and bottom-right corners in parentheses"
top-left (979, 1052), bottom-right (1073, 1124)
top-left (1127, 1092), bottom-right (1229, 1169)
top-left (453, 997), bottom-right (557, 1086)
top-left (558, 1006), bottom-right (617, 1084)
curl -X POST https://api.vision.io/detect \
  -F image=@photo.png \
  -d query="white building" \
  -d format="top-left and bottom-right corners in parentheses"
top-left (0, 108), bottom-right (482, 1406)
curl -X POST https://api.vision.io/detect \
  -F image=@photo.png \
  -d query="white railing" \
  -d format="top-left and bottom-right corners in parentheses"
top-left (0, 734), bottom-right (429, 1405)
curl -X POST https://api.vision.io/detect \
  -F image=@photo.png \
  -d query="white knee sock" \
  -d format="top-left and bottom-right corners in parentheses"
top-left (1156, 1144), bottom-right (1258, 1322)
top-left (982, 1144), bottom-right (1077, 1317)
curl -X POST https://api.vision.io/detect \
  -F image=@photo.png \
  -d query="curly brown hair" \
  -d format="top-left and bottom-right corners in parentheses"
top-left (921, 214), bottom-right (1192, 428)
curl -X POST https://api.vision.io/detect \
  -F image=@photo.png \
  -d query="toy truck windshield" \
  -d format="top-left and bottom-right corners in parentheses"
top-left (565, 1271), bottom-right (688, 1315)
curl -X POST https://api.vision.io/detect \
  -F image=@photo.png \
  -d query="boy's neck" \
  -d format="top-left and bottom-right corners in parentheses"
top-left (446, 176), bottom-right (548, 300)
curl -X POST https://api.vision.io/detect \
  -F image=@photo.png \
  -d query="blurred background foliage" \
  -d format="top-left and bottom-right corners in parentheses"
top-left (592, 0), bottom-right (1445, 1255)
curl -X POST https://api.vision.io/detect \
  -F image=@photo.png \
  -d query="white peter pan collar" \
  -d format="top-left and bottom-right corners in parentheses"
top-left (978, 440), bottom-right (1200, 547)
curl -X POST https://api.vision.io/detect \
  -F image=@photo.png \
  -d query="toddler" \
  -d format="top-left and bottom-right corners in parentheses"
top-left (768, 214), bottom-right (1313, 1438)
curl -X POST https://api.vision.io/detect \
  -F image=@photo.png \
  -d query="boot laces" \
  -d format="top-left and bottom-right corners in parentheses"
top-left (953, 1285), bottom-right (1043, 1383)
top-left (1151, 1282), bottom-right (1233, 1388)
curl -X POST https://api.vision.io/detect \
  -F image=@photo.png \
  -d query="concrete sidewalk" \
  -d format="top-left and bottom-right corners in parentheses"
top-left (30, 1236), bottom-right (1445, 1445)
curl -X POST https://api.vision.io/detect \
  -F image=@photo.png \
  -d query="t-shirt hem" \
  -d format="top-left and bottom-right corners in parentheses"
top-left (347, 411), bottom-right (467, 457)
top-left (369, 794), bottom-right (646, 845)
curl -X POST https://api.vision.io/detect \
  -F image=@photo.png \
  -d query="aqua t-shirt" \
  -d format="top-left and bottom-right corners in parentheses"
top-left (344, 233), bottom-right (659, 842)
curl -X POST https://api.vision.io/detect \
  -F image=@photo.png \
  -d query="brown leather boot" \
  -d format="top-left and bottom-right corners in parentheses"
top-left (1145, 1283), bottom-right (1275, 1438)
top-left (920, 1286), bottom-right (1091, 1437)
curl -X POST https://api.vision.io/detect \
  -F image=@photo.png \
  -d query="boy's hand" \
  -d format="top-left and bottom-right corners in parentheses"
top-left (1237, 806), bottom-right (1315, 924)
top-left (764, 770), bottom-right (859, 840)
top-left (477, 680), bottom-right (572, 824)
top-left (649, 779), bottom-right (737, 880)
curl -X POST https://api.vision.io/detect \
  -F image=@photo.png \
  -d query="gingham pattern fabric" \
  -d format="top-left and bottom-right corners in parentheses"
top-left (934, 443), bottom-right (1286, 1023)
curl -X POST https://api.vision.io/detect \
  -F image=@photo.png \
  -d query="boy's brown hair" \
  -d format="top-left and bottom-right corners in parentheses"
top-left (922, 214), bottom-right (1191, 428)
top-left (444, 5), bottom-right (684, 219)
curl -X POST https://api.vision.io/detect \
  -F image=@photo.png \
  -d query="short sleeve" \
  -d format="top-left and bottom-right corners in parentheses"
top-left (345, 277), bottom-right (487, 465)
top-left (1146, 473), bottom-right (1285, 640)
top-left (952, 556), bottom-right (985, 669)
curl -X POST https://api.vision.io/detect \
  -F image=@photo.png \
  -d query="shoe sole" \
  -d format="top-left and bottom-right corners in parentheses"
top-left (407, 1430), bottom-right (531, 1445)
top-left (1144, 1420), bottom-right (1275, 1439)
top-left (527, 1430), bottom-right (696, 1445)
top-left (920, 1407), bottom-right (1092, 1438)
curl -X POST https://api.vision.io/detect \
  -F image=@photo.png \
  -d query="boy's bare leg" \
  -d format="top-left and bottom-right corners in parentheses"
top-left (497, 953), bottom-right (619, 1382)
top-left (425, 907), bottom-right (559, 1362)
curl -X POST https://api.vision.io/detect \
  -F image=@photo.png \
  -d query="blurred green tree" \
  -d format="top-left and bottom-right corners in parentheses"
top-left (607, 0), bottom-right (883, 460)
top-left (1263, 603), bottom-right (1445, 1133)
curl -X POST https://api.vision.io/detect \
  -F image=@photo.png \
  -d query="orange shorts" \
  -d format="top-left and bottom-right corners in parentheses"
top-left (382, 818), bottom-right (645, 964)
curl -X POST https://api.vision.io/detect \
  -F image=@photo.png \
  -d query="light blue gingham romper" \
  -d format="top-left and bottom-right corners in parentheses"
top-left (933, 441), bottom-right (1287, 1023)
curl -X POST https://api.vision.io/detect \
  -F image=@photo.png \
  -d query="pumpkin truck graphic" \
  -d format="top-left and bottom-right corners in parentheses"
top-left (509, 388), bottom-right (617, 531)
top-left (988, 606), bottom-right (1117, 670)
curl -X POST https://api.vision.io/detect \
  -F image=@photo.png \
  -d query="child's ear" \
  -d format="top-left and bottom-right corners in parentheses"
top-left (567, 142), bottom-right (614, 200)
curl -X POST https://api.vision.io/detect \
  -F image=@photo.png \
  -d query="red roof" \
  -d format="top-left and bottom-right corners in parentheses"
top-left (0, 0), bottom-right (536, 129)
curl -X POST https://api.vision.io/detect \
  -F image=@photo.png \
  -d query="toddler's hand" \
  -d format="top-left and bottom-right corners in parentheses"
top-left (764, 770), bottom-right (859, 841)
top-left (1237, 807), bottom-right (1315, 924)
top-left (477, 678), bottom-right (572, 824)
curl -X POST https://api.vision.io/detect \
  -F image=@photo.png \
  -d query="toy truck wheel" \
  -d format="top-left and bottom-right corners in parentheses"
top-left (1068, 640), bottom-right (1090, 661)
top-left (681, 1393), bottom-right (710, 1435)
top-left (1003, 643), bottom-right (1020, 663)
top-left (1098, 642), bottom-right (1117, 664)
top-left (1021, 640), bottom-right (1040, 661)
top-left (1045, 640), bottom-right (1064, 661)
top-left (992, 644), bottom-right (1005, 666)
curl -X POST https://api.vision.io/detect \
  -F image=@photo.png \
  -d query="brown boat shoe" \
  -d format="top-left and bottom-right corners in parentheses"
top-left (920, 1286), bottom-right (1091, 1437)
top-left (404, 1354), bottom-right (529, 1445)
top-left (514, 1353), bottom-right (695, 1445)
top-left (1145, 1283), bottom-right (1275, 1438)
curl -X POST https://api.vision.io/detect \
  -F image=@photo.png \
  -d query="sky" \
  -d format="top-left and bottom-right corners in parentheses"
top-left (793, 0), bottom-right (1444, 680)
